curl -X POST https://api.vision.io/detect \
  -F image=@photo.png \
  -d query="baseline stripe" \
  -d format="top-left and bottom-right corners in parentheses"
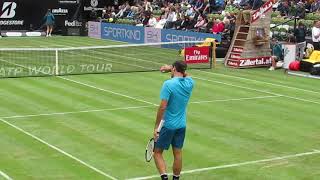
top-left (1, 95), bottom-right (280, 119)
top-left (0, 118), bottom-right (118, 180)
top-left (0, 170), bottom-right (12, 180)
top-left (126, 149), bottom-right (320, 180)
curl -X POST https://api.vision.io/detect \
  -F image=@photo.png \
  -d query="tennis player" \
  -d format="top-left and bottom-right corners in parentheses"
top-left (43, 9), bottom-right (55, 37)
top-left (154, 61), bottom-right (194, 180)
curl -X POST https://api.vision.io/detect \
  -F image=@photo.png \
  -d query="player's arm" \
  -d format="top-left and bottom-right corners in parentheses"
top-left (154, 99), bottom-right (167, 141)
top-left (160, 64), bottom-right (190, 77)
top-left (160, 64), bottom-right (172, 73)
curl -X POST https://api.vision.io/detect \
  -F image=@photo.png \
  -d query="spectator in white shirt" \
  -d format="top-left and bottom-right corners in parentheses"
top-left (147, 14), bottom-right (158, 27)
top-left (165, 7), bottom-right (177, 28)
top-left (312, 20), bottom-right (320, 50)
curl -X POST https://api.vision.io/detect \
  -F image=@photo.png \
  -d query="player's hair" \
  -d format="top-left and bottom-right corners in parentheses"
top-left (172, 60), bottom-right (187, 77)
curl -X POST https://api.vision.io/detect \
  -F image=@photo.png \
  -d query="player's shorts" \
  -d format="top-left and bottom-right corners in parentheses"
top-left (155, 127), bottom-right (186, 150)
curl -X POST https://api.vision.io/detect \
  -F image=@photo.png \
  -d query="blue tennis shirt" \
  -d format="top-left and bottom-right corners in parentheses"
top-left (160, 77), bottom-right (194, 129)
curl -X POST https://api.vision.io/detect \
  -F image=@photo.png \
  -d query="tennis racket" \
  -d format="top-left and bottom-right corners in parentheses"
top-left (145, 120), bottom-right (164, 162)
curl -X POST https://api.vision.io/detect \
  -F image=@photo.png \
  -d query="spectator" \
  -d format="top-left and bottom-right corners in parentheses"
top-left (202, 0), bottom-right (211, 14)
top-left (194, 0), bottom-right (204, 12)
top-left (115, 5), bottom-right (127, 18)
top-left (165, 6), bottom-right (177, 28)
top-left (294, 21), bottom-right (307, 43)
top-left (269, 38), bottom-right (283, 71)
top-left (147, 13), bottom-right (158, 27)
top-left (228, 12), bottom-right (236, 38)
top-left (176, 15), bottom-right (191, 30)
top-left (277, 0), bottom-right (289, 16)
top-left (311, 0), bottom-right (320, 12)
top-left (194, 15), bottom-right (207, 31)
top-left (212, 19), bottom-right (225, 34)
top-left (185, 5), bottom-right (196, 18)
top-left (312, 20), bottom-right (320, 50)
top-left (295, 1), bottom-right (306, 18)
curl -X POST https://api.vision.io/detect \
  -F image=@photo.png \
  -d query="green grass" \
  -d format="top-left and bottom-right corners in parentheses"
top-left (0, 37), bottom-right (320, 180)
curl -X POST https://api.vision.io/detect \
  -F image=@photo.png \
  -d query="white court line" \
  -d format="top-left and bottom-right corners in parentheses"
top-left (126, 149), bottom-right (320, 180)
top-left (0, 95), bottom-right (280, 119)
top-left (196, 70), bottom-right (320, 94)
top-left (0, 170), bottom-right (12, 180)
top-left (193, 76), bottom-right (320, 105)
top-left (190, 95), bottom-right (281, 104)
top-left (0, 118), bottom-right (118, 180)
top-left (59, 76), bottom-right (158, 106)
top-left (0, 105), bottom-right (153, 119)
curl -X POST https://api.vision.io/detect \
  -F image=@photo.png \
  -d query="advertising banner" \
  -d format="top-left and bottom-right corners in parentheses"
top-left (161, 29), bottom-right (221, 43)
top-left (227, 56), bottom-right (272, 68)
top-left (144, 27), bottom-right (161, 44)
top-left (0, 0), bottom-right (82, 32)
top-left (184, 46), bottom-right (211, 64)
top-left (88, 21), bottom-right (101, 38)
top-left (251, 0), bottom-right (273, 23)
top-left (101, 23), bottom-right (144, 43)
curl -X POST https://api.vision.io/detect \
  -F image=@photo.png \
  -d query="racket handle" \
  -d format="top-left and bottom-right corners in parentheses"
top-left (157, 120), bottom-right (164, 133)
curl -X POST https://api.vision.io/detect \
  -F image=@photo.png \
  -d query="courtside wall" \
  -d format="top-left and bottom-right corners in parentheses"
top-left (88, 21), bottom-right (221, 44)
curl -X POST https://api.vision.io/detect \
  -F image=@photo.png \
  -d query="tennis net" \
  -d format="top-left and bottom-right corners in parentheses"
top-left (0, 41), bottom-right (214, 78)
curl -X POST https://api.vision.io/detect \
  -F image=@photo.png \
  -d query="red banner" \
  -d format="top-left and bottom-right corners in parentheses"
top-left (184, 46), bottom-right (210, 64)
top-left (251, 0), bottom-right (273, 23)
top-left (232, 47), bottom-right (243, 53)
top-left (227, 56), bottom-right (272, 68)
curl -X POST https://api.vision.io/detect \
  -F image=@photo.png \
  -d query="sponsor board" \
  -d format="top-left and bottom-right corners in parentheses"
top-left (161, 29), bottom-right (221, 43)
top-left (52, 8), bottom-right (68, 15)
top-left (98, 22), bottom-right (220, 47)
top-left (88, 21), bottom-right (101, 39)
top-left (232, 47), bottom-right (243, 53)
top-left (65, 20), bottom-right (82, 27)
top-left (161, 29), bottom-right (220, 49)
top-left (184, 46), bottom-right (211, 64)
top-left (144, 27), bottom-right (161, 43)
top-left (251, 0), bottom-right (273, 23)
top-left (229, 53), bottom-right (241, 59)
top-left (0, 2), bottom-right (24, 26)
top-left (227, 57), bottom-right (272, 68)
top-left (101, 23), bottom-right (144, 43)
top-left (1, 31), bottom-right (46, 37)
top-left (58, 0), bottom-right (79, 4)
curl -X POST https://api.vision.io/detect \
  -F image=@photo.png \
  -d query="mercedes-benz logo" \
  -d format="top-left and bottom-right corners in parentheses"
top-left (90, 0), bottom-right (98, 7)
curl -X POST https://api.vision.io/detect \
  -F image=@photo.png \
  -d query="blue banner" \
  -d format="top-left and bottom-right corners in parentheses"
top-left (100, 23), bottom-right (221, 46)
top-left (101, 23), bottom-right (145, 43)
top-left (161, 29), bottom-right (221, 49)
top-left (161, 29), bottom-right (221, 42)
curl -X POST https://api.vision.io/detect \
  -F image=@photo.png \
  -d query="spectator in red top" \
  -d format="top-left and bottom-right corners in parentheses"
top-left (212, 19), bottom-right (225, 34)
